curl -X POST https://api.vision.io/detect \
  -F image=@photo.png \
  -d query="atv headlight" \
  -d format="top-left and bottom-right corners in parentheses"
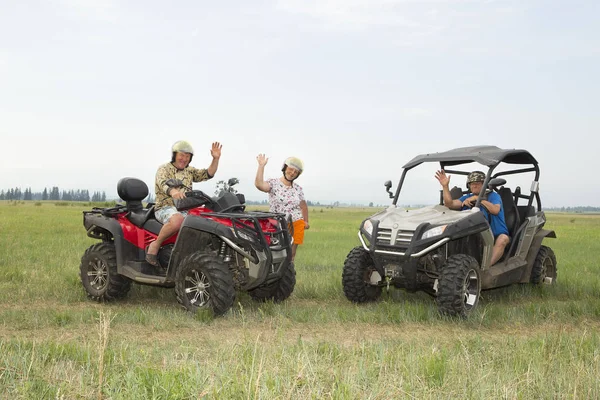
top-left (422, 225), bottom-right (447, 240)
top-left (363, 220), bottom-right (374, 236)
top-left (234, 228), bottom-right (259, 244)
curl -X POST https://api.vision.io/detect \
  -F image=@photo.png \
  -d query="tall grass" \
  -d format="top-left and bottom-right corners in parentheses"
top-left (1, 201), bottom-right (600, 398)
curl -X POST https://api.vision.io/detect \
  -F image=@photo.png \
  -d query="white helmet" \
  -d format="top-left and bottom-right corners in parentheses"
top-left (282, 156), bottom-right (304, 174)
top-left (171, 140), bottom-right (194, 155)
top-left (171, 140), bottom-right (194, 163)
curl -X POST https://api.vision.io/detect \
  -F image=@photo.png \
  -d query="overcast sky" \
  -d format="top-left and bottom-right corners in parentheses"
top-left (1, 0), bottom-right (597, 207)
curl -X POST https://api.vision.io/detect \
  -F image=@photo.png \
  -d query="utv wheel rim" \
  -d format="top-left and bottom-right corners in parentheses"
top-left (366, 269), bottom-right (382, 285)
top-left (463, 269), bottom-right (479, 309)
top-left (184, 269), bottom-right (211, 307)
top-left (541, 256), bottom-right (555, 284)
top-left (87, 258), bottom-right (108, 290)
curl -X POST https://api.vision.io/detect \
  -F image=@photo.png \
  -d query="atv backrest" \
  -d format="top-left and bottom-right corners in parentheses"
top-left (439, 186), bottom-right (464, 205)
top-left (117, 177), bottom-right (148, 212)
top-left (498, 187), bottom-right (520, 239)
top-left (450, 186), bottom-right (463, 200)
top-left (518, 205), bottom-right (535, 222)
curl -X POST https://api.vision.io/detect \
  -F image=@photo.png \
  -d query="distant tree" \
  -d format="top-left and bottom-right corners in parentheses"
top-left (42, 188), bottom-right (48, 200)
top-left (92, 191), bottom-right (103, 202)
top-left (369, 202), bottom-right (373, 207)
top-left (75, 189), bottom-right (90, 202)
top-left (50, 187), bottom-right (60, 200)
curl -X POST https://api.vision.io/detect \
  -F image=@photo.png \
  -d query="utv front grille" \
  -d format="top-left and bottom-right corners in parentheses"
top-left (376, 228), bottom-right (414, 247)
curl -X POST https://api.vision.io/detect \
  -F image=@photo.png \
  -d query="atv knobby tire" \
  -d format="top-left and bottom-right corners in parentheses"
top-left (175, 252), bottom-right (235, 316)
top-left (342, 246), bottom-right (382, 303)
top-left (80, 243), bottom-right (132, 301)
top-left (530, 245), bottom-right (557, 285)
top-left (248, 262), bottom-right (296, 302)
top-left (436, 254), bottom-right (480, 318)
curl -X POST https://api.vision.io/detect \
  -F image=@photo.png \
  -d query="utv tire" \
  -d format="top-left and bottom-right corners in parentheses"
top-left (248, 262), bottom-right (296, 302)
top-left (175, 252), bottom-right (235, 316)
top-left (530, 245), bottom-right (557, 285)
top-left (342, 247), bottom-right (382, 303)
top-left (80, 243), bottom-right (132, 301)
top-left (436, 254), bottom-right (480, 318)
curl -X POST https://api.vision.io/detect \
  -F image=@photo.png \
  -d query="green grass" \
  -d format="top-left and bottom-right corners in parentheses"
top-left (1, 201), bottom-right (600, 398)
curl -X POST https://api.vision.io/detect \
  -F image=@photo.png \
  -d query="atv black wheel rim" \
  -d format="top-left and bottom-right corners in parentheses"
top-left (87, 258), bottom-right (108, 291)
top-left (463, 269), bottom-right (479, 309)
top-left (184, 269), bottom-right (211, 307)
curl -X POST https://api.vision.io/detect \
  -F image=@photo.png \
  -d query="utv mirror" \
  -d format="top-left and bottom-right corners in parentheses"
top-left (384, 180), bottom-right (394, 199)
top-left (228, 177), bottom-right (239, 187)
top-left (488, 178), bottom-right (506, 189)
top-left (165, 178), bottom-right (184, 188)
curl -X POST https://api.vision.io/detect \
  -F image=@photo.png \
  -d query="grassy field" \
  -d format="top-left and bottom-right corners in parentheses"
top-left (1, 201), bottom-right (600, 399)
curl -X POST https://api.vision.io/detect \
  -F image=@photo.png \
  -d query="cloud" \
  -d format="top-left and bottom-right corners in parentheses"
top-left (399, 107), bottom-right (433, 118)
top-left (53, 0), bottom-right (121, 23)
top-left (275, 0), bottom-right (524, 49)
top-left (276, 0), bottom-right (434, 31)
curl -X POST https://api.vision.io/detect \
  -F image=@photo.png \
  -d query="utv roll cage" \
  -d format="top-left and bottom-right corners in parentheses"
top-left (392, 145), bottom-right (542, 212)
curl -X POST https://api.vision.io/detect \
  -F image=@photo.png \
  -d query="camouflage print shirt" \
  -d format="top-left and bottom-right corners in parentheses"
top-left (154, 162), bottom-right (212, 210)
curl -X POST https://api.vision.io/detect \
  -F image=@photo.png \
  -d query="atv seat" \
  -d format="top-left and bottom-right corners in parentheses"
top-left (450, 186), bottom-right (463, 200)
top-left (439, 186), bottom-right (464, 205)
top-left (518, 205), bottom-right (535, 222)
top-left (117, 177), bottom-right (154, 228)
top-left (498, 187), bottom-right (520, 239)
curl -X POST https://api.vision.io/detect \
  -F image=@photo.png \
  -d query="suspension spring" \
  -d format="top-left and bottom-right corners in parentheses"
top-left (219, 241), bottom-right (232, 262)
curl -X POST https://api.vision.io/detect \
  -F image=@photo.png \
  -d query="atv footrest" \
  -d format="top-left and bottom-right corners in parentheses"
top-left (120, 262), bottom-right (170, 285)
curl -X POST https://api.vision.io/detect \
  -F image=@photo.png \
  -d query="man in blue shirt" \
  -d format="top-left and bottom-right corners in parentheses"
top-left (435, 170), bottom-right (510, 266)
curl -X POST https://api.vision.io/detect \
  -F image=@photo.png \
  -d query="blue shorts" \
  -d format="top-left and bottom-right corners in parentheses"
top-left (154, 206), bottom-right (188, 224)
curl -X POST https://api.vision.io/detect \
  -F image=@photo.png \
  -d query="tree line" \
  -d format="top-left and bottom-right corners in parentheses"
top-left (0, 187), bottom-right (107, 202)
top-left (545, 206), bottom-right (600, 213)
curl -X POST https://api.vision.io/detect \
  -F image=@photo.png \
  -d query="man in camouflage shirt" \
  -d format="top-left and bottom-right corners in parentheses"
top-left (146, 140), bottom-right (222, 266)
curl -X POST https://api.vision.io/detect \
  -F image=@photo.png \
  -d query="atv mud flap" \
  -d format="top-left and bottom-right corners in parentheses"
top-left (243, 248), bottom-right (291, 290)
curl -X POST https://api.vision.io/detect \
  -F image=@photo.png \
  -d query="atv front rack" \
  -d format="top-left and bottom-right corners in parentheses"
top-left (202, 211), bottom-right (293, 252)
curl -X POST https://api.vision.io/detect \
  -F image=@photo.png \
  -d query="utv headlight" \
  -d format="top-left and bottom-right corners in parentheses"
top-left (422, 225), bottom-right (447, 240)
top-left (363, 220), bottom-right (374, 236)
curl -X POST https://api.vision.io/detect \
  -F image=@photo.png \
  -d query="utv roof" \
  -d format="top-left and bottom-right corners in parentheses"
top-left (402, 145), bottom-right (538, 169)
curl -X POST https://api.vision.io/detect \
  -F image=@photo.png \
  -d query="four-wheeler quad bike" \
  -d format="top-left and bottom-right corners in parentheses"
top-left (79, 177), bottom-right (296, 316)
top-left (342, 145), bottom-right (557, 318)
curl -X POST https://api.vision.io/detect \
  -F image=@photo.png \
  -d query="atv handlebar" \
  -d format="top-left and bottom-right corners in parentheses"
top-left (175, 190), bottom-right (214, 210)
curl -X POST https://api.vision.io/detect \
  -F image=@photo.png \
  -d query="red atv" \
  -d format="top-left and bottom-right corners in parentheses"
top-left (79, 177), bottom-right (295, 315)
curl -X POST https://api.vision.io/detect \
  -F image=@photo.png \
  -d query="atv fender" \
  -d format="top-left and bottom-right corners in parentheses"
top-left (167, 215), bottom-right (261, 279)
top-left (84, 213), bottom-right (132, 268)
top-left (520, 229), bottom-right (557, 283)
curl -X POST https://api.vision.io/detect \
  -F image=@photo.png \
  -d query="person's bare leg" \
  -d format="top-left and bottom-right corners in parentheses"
top-left (490, 234), bottom-right (510, 265)
top-left (148, 213), bottom-right (184, 255)
top-left (291, 243), bottom-right (298, 262)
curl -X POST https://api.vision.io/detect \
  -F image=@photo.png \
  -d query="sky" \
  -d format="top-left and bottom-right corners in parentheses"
top-left (1, 0), bottom-right (598, 207)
